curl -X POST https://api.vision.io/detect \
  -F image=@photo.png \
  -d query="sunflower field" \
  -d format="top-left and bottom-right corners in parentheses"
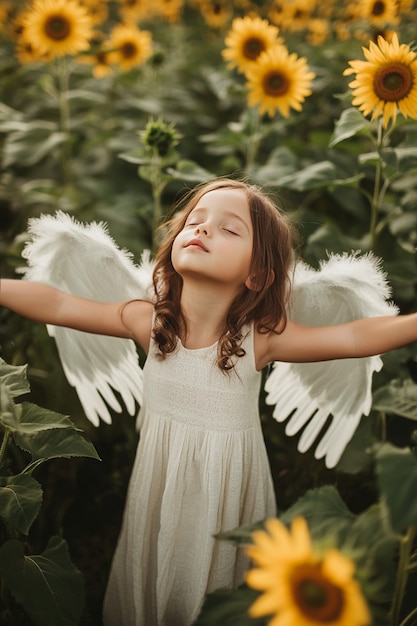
top-left (1, 0), bottom-right (417, 625)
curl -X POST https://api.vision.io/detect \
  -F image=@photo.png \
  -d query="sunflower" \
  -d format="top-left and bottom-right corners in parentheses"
top-left (118, 0), bottom-right (153, 23)
top-left (152, 0), bottom-right (184, 22)
top-left (359, 0), bottom-right (399, 26)
top-left (222, 16), bottom-right (281, 75)
top-left (280, 0), bottom-right (315, 33)
top-left (246, 517), bottom-right (371, 626)
top-left (108, 23), bottom-right (152, 71)
top-left (77, 47), bottom-right (113, 77)
top-left (0, 2), bottom-right (14, 34)
top-left (307, 18), bottom-right (330, 46)
top-left (22, 0), bottom-right (94, 59)
top-left (344, 33), bottom-right (417, 128)
top-left (197, 0), bottom-right (233, 29)
top-left (78, 0), bottom-right (109, 26)
top-left (15, 36), bottom-right (52, 64)
top-left (245, 44), bottom-right (315, 117)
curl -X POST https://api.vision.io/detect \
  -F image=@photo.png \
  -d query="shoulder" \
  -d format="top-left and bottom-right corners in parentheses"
top-left (120, 299), bottom-right (154, 353)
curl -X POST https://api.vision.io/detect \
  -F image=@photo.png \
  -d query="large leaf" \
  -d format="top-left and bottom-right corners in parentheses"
top-left (0, 474), bottom-right (42, 535)
top-left (280, 485), bottom-right (355, 541)
top-left (329, 107), bottom-right (372, 147)
top-left (395, 145), bottom-right (417, 173)
top-left (347, 505), bottom-right (397, 604)
top-left (18, 402), bottom-right (79, 434)
top-left (277, 160), bottom-right (362, 191)
top-left (0, 383), bottom-right (22, 431)
top-left (0, 536), bottom-right (84, 626)
top-left (167, 159), bottom-right (214, 182)
top-left (373, 380), bottom-right (417, 420)
top-left (376, 442), bottom-right (417, 533)
top-left (15, 427), bottom-right (100, 462)
top-left (194, 586), bottom-right (266, 626)
top-left (218, 486), bottom-right (355, 547)
top-left (0, 359), bottom-right (30, 399)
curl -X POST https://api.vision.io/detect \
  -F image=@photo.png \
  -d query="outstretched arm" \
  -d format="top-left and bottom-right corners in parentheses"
top-left (256, 313), bottom-right (417, 369)
top-left (0, 279), bottom-right (153, 348)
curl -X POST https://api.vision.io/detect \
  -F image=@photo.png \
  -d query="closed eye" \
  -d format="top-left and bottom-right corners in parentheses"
top-left (223, 227), bottom-right (239, 235)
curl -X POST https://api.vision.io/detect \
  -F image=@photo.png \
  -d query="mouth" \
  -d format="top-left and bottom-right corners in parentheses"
top-left (186, 238), bottom-right (208, 251)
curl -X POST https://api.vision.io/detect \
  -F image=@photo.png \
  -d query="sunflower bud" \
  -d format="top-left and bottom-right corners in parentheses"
top-left (139, 117), bottom-right (182, 158)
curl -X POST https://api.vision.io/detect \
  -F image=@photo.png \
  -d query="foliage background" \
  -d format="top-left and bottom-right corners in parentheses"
top-left (0, 0), bottom-right (416, 624)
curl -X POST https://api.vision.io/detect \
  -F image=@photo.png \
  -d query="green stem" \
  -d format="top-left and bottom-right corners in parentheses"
top-left (398, 606), bottom-right (417, 626)
top-left (390, 526), bottom-right (416, 626)
top-left (379, 411), bottom-right (387, 441)
top-left (150, 153), bottom-right (165, 247)
top-left (245, 107), bottom-right (261, 170)
top-left (370, 119), bottom-right (384, 251)
top-left (0, 429), bottom-right (11, 469)
top-left (56, 57), bottom-right (73, 187)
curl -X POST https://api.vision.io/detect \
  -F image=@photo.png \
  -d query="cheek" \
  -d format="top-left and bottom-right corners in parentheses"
top-left (170, 235), bottom-right (182, 270)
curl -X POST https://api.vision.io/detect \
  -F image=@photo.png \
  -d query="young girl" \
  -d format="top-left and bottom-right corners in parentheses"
top-left (1, 178), bottom-right (417, 626)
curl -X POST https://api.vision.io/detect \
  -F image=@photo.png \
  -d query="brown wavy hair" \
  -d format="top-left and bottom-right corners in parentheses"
top-left (152, 178), bottom-right (297, 370)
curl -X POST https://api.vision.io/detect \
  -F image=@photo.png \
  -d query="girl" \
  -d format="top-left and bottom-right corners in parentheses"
top-left (1, 178), bottom-right (416, 626)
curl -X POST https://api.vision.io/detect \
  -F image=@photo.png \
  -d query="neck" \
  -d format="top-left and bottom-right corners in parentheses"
top-left (179, 280), bottom-right (239, 348)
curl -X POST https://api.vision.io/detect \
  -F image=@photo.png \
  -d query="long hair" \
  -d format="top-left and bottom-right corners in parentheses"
top-left (152, 178), bottom-right (297, 370)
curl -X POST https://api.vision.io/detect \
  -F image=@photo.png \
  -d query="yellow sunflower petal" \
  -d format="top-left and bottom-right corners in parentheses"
top-left (246, 516), bottom-right (371, 626)
top-left (22, 0), bottom-right (93, 59)
top-left (246, 44), bottom-right (314, 118)
top-left (344, 33), bottom-right (417, 128)
top-left (222, 15), bottom-right (280, 74)
top-left (107, 23), bottom-right (152, 72)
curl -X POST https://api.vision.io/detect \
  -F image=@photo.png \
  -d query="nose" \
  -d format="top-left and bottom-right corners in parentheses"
top-left (194, 222), bottom-right (209, 236)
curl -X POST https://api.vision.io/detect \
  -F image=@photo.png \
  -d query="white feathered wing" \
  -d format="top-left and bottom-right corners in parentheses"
top-left (21, 211), bottom-right (154, 426)
top-left (264, 253), bottom-right (398, 468)
top-left (21, 214), bottom-right (397, 466)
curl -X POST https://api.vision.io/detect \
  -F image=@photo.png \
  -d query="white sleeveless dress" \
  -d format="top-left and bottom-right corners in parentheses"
top-left (103, 326), bottom-right (276, 626)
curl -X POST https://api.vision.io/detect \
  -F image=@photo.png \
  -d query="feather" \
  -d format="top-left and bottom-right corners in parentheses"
top-left (21, 212), bottom-right (154, 426)
top-left (264, 252), bottom-right (398, 468)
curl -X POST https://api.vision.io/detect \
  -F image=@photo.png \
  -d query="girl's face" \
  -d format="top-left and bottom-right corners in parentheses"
top-left (171, 188), bottom-right (254, 290)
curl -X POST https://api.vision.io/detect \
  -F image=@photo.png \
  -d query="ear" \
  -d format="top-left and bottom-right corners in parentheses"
top-left (245, 270), bottom-right (275, 292)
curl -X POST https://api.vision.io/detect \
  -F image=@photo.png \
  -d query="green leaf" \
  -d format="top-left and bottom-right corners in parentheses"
top-left (3, 126), bottom-right (66, 168)
top-left (375, 442), bottom-right (417, 533)
top-left (0, 359), bottom-right (30, 399)
top-left (278, 161), bottom-right (337, 190)
top-left (194, 586), bottom-right (266, 626)
top-left (373, 380), bottom-right (417, 420)
top-left (0, 474), bottom-right (42, 535)
top-left (347, 505), bottom-right (397, 604)
top-left (277, 161), bottom-right (362, 191)
top-left (329, 107), bottom-right (372, 147)
top-left (395, 145), bottom-right (417, 173)
top-left (216, 519), bottom-right (266, 545)
top-left (18, 403), bottom-right (78, 434)
top-left (15, 427), bottom-right (100, 462)
top-left (167, 159), bottom-right (214, 182)
top-left (0, 383), bottom-right (23, 430)
top-left (303, 223), bottom-right (364, 264)
top-left (0, 536), bottom-right (84, 626)
top-left (1, 401), bottom-right (77, 436)
top-left (280, 485), bottom-right (355, 541)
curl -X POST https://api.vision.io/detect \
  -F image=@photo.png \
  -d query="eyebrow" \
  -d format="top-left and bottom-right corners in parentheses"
top-left (188, 208), bottom-right (251, 233)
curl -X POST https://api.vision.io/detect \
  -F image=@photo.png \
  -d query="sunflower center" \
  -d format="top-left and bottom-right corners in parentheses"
top-left (120, 42), bottom-right (138, 59)
top-left (292, 564), bottom-right (344, 622)
top-left (372, 0), bottom-right (386, 16)
top-left (45, 15), bottom-right (71, 41)
top-left (262, 70), bottom-right (289, 96)
top-left (374, 62), bottom-right (414, 102)
top-left (243, 37), bottom-right (265, 60)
